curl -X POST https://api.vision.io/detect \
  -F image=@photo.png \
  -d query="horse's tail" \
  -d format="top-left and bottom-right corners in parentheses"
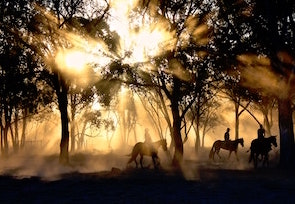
top-left (209, 144), bottom-right (215, 159)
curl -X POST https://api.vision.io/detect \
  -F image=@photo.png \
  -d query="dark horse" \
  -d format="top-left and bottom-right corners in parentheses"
top-left (127, 139), bottom-right (167, 169)
top-left (209, 138), bottom-right (244, 161)
top-left (248, 136), bottom-right (277, 168)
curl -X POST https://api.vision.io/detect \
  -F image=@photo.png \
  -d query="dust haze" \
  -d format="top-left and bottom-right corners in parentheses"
top-left (0, 98), bottom-right (280, 181)
top-left (0, 0), bottom-right (281, 182)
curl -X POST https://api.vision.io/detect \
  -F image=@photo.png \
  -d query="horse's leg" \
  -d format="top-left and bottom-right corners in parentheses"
top-left (216, 148), bottom-right (221, 159)
top-left (134, 158), bottom-right (138, 168)
top-left (212, 148), bottom-right (216, 160)
top-left (140, 155), bottom-right (144, 168)
top-left (152, 155), bottom-right (159, 169)
top-left (254, 154), bottom-right (258, 168)
top-left (235, 150), bottom-right (240, 161)
top-left (249, 151), bottom-right (253, 163)
top-left (263, 154), bottom-right (269, 167)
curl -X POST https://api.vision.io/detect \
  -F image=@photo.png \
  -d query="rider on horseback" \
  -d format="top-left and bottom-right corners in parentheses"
top-left (144, 128), bottom-right (155, 152)
top-left (144, 128), bottom-right (152, 144)
top-left (224, 128), bottom-right (230, 144)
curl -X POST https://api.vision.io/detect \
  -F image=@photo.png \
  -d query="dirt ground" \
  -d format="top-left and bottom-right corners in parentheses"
top-left (0, 148), bottom-right (294, 203)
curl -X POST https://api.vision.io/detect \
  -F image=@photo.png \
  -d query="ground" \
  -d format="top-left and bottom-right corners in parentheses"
top-left (0, 147), bottom-right (294, 203)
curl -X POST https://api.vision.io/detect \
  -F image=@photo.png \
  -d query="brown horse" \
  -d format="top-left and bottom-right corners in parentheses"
top-left (209, 138), bottom-right (244, 161)
top-left (127, 139), bottom-right (167, 169)
top-left (248, 136), bottom-right (277, 168)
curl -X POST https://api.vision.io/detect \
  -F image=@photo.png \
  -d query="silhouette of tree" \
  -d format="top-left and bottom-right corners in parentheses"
top-left (68, 84), bottom-right (96, 152)
top-left (253, 0), bottom-right (295, 168)
top-left (188, 94), bottom-right (221, 152)
top-left (254, 96), bottom-right (276, 136)
top-left (0, 0), bottom-right (54, 155)
top-left (105, 1), bottom-right (218, 167)
top-left (1, 0), bottom-right (112, 163)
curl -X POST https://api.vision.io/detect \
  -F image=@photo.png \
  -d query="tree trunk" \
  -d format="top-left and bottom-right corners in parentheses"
top-left (194, 120), bottom-right (200, 153)
top-left (171, 101), bottom-right (183, 167)
top-left (70, 108), bottom-right (76, 153)
top-left (57, 78), bottom-right (70, 165)
top-left (278, 98), bottom-right (295, 168)
top-left (234, 102), bottom-right (239, 140)
top-left (70, 94), bottom-right (77, 152)
top-left (21, 108), bottom-right (28, 149)
top-left (262, 108), bottom-right (272, 136)
top-left (70, 119), bottom-right (75, 152)
top-left (78, 119), bottom-right (87, 150)
top-left (202, 125), bottom-right (206, 148)
top-left (3, 125), bottom-right (9, 156)
top-left (13, 111), bottom-right (19, 153)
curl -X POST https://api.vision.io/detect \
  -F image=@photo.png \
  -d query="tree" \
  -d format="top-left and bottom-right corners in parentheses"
top-left (68, 84), bottom-right (95, 152)
top-left (253, 0), bottom-right (295, 168)
top-left (0, 0), bottom-right (53, 155)
top-left (23, 0), bottom-right (112, 164)
top-left (101, 0), bottom-right (217, 167)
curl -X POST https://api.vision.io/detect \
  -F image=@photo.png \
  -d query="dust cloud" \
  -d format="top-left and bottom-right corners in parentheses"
top-left (2, 4), bottom-right (281, 181)
top-left (0, 95), bottom-right (280, 181)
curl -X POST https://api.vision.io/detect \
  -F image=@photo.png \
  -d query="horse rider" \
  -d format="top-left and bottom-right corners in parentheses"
top-left (257, 124), bottom-right (265, 140)
top-left (144, 128), bottom-right (155, 152)
top-left (224, 128), bottom-right (230, 145)
top-left (144, 128), bottom-right (152, 144)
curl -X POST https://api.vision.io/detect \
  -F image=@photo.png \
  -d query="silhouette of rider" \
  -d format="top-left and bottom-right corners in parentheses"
top-left (144, 128), bottom-right (155, 153)
top-left (144, 128), bottom-right (152, 144)
top-left (257, 124), bottom-right (265, 140)
top-left (224, 128), bottom-right (230, 142)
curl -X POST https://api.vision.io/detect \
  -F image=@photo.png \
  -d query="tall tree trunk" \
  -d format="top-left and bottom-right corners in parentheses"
top-left (21, 108), bottom-right (28, 149)
top-left (278, 98), bottom-right (295, 168)
top-left (70, 119), bottom-right (75, 152)
top-left (3, 125), bottom-right (9, 157)
top-left (171, 101), bottom-right (183, 167)
top-left (234, 102), bottom-right (239, 139)
top-left (52, 70), bottom-right (70, 164)
top-left (201, 124), bottom-right (206, 148)
top-left (78, 120), bottom-right (87, 150)
top-left (70, 94), bottom-right (77, 152)
top-left (59, 92), bottom-right (69, 164)
top-left (195, 104), bottom-right (201, 153)
top-left (57, 77), bottom-right (70, 165)
top-left (262, 108), bottom-right (272, 136)
top-left (195, 118), bottom-right (200, 153)
top-left (13, 111), bottom-right (19, 153)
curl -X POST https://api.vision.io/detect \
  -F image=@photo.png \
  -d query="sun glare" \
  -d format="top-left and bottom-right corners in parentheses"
top-left (56, 50), bottom-right (89, 74)
top-left (123, 25), bottom-right (176, 64)
top-left (64, 51), bottom-right (88, 72)
top-left (108, 0), bottom-right (176, 64)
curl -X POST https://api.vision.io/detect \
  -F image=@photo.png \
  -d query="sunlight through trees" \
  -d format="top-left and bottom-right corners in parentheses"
top-left (0, 0), bottom-right (295, 169)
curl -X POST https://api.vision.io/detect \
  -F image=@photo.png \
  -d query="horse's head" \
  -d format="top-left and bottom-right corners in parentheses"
top-left (239, 138), bottom-right (244, 147)
top-left (270, 136), bottom-right (278, 147)
top-left (161, 139), bottom-right (168, 151)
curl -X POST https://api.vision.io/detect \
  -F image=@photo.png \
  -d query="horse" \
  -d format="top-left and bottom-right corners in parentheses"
top-left (127, 139), bottom-right (168, 169)
top-left (248, 135), bottom-right (277, 168)
top-left (209, 138), bottom-right (244, 161)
